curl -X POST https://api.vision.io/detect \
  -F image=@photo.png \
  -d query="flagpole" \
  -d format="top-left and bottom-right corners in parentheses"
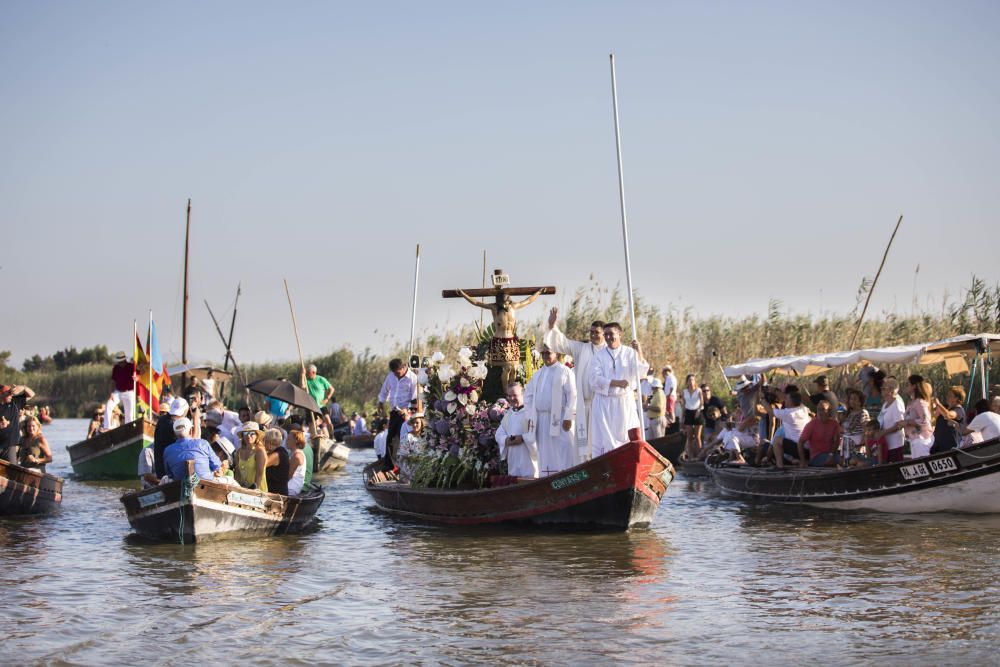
top-left (149, 310), bottom-right (154, 415)
top-left (408, 244), bottom-right (421, 360)
top-left (132, 320), bottom-right (138, 422)
top-left (609, 53), bottom-right (646, 437)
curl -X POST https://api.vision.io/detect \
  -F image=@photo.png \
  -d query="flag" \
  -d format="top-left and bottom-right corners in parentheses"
top-left (146, 319), bottom-right (170, 413)
top-left (135, 332), bottom-right (153, 415)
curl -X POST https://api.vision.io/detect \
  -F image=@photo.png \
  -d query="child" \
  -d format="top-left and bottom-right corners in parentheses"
top-left (859, 420), bottom-right (888, 467)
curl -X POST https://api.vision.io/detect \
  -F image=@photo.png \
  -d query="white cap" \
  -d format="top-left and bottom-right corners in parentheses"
top-left (169, 397), bottom-right (189, 417)
top-left (172, 417), bottom-right (193, 436)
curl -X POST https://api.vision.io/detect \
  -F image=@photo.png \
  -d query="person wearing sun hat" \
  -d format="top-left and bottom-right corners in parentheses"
top-left (0, 383), bottom-right (35, 464)
top-left (106, 350), bottom-right (136, 428)
top-left (234, 421), bottom-right (268, 490)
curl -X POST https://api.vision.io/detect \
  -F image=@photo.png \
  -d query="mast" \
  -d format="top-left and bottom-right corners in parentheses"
top-left (408, 244), bottom-right (421, 361)
top-left (182, 198), bottom-right (191, 367)
top-left (609, 53), bottom-right (646, 435)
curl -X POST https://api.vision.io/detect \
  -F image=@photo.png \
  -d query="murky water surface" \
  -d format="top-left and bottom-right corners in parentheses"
top-left (3, 420), bottom-right (999, 665)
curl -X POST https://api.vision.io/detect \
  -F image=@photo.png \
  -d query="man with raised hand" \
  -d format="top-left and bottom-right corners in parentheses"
top-left (544, 307), bottom-right (606, 463)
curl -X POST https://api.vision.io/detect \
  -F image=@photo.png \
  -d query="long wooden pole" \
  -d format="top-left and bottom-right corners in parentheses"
top-left (408, 244), bottom-right (421, 360)
top-left (848, 215), bottom-right (903, 350)
top-left (182, 199), bottom-right (191, 365)
top-left (609, 53), bottom-right (646, 436)
top-left (220, 282), bottom-right (241, 399)
top-left (283, 279), bottom-right (319, 439)
top-left (205, 300), bottom-right (252, 408)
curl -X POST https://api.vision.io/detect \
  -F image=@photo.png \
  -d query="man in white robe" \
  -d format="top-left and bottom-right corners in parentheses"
top-left (494, 383), bottom-right (539, 479)
top-left (589, 322), bottom-right (650, 457)
top-left (544, 308), bottom-right (607, 464)
top-left (524, 345), bottom-right (577, 476)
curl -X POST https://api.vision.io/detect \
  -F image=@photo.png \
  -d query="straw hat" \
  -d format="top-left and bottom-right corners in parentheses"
top-left (254, 410), bottom-right (274, 427)
top-left (237, 421), bottom-right (263, 436)
top-left (115, 351), bottom-right (127, 361)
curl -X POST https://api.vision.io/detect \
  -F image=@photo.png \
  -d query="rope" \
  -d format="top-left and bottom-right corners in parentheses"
top-left (177, 473), bottom-right (198, 545)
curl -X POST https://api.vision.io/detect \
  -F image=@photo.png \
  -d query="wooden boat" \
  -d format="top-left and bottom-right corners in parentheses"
top-left (67, 418), bottom-right (156, 480)
top-left (0, 459), bottom-right (63, 515)
top-left (120, 465), bottom-right (325, 543)
top-left (315, 437), bottom-right (350, 473)
top-left (343, 433), bottom-right (375, 449)
top-left (708, 438), bottom-right (1000, 513)
top-left (364, 439), bottom-right (675, 530)
top-left (646, 431), bottom-right (684, 465)
top-left (679, 457), bottom-right (710, 477)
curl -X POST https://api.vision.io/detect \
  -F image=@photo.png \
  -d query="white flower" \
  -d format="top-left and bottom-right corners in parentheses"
top-left (444, 390), bottom-right (457, 401)
top-left (469, 390), bottom-right (479, 404)
top-left (458, 346), bottom-right (473, 362)
top-left (431, 351), bottom-right (445, 364)
top-left (417, 368), bottom-right (429, 385)
top-left (457, 393), bottom-right (468, 406)
top-left (470, 360), bottom-right (489, 381)
top-left (438, 364), bottom-right (454, 383)
top-left (459, 377), bottom-right (470, 388)
top-left (447, 402), bottom-right (457, 414)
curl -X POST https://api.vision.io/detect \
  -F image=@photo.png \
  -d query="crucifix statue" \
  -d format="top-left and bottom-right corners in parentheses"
top-left (443, 269), bottom-right (556, 391)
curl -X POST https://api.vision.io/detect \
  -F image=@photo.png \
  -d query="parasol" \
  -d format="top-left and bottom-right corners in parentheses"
top-left (246, 378), bottom-right (321, 414)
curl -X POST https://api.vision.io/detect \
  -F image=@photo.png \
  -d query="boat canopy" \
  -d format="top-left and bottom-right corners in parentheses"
top-left (724, 333), bottom-right (1000, 378)
top-left (165, 364), bottom-right (234, 381)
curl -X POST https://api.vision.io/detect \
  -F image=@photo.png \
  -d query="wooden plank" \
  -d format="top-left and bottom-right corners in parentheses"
top-left (441, 286), bottom-right (556, 299)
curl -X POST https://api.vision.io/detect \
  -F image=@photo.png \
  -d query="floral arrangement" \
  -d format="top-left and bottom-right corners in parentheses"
top-left (408, 346), bottom-right (509, 489)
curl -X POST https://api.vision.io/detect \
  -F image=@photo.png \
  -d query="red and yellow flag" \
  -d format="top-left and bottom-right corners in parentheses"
top-left (135, 333), bottom-right (156, 415)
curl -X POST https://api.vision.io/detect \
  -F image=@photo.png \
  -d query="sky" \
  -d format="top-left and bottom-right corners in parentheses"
top-left (2, 1), bottom-right (998, 368)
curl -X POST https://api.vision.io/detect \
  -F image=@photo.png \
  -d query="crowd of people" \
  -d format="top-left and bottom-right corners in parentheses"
top-left (662, 366), bottom-right (1000, 469)
top-left (0, 383), bottom-right (53, 473)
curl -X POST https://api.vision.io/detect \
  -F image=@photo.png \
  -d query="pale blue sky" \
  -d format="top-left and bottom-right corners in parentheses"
top-left (2, 1), bottom-right (997, 366)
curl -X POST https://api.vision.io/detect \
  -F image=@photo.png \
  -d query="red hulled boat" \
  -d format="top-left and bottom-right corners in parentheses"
top-left (364, 439), bottom-right (674, 530)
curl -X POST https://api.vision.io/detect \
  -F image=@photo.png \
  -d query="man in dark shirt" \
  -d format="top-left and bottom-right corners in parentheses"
top-left (0, 384), bottom-right (35, 464)
top-left (701, 384), bottom-right (729, 435)
top-left (809, 375), bottom-right (840, 412)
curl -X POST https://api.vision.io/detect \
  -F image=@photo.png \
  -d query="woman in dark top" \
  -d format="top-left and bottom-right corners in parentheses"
top-left (931, 385), bottom-right (967, 453)
top-left (263, 427), bottom-right (290, 496)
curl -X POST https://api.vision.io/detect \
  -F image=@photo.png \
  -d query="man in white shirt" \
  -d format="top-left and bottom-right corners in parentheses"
top-left (963, 397), bottom-right (1000, 442)
top-left (377, 358), bottom-right (420, 470)
top-left (544, 308), bottom-right (607, 463)
top-left (494, 383), bottom-right (539, 479)
top-left (589, 322), bottom-right (649, 458)
top-left (661, 366), bottom-right (678, 426)
top-left (525, 344), bottom-right (577, 476)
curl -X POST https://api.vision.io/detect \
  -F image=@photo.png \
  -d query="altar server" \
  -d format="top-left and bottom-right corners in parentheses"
top-left (544, 307), bottom-right (607, 463)
top-left (494, 383), bottom-right (539, 479)
top-left (589, 323), bottom-right (649, 457)
top-left (525, 344), bottom-right (577, 476)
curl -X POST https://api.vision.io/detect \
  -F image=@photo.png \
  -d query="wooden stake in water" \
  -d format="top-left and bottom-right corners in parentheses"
top-left (609, 53), bottom-right (646, 435)
top-left (284, 279), bottom-right (319, 438)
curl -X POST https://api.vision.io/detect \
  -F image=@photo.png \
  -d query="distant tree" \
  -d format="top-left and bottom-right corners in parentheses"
top-left (0, 350), bottom-right (10, 370)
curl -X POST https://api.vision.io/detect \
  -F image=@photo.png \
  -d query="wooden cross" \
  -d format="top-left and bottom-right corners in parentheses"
top-left (441, 269), bottom-right (556, 300)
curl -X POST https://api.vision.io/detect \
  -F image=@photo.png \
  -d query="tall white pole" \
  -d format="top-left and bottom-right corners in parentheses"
top-left (132, 320), bottom-right (138, 422)
top-left (408, 244), bottom-right (421, 360)
top-left (148, 310), bottom-right (154, 415)
top-left (609, 53), bottom-right (646, 437)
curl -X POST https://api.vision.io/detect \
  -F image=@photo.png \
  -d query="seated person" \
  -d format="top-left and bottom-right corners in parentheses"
top-left (759, 388), bottom-right (810, 469)
top-left (352, 412), bottom-right (370, 436)
top-left (18, 417), bottom-right (53, 472)
top-left (931, 386), bottom-right (966, 454)
top-left (397, 411), bottom-right (425, 482)
top-left (962, 397), bottom-right (1000, 445)
top-left (87, 406), bottom-right (105, 439)
top-left (373, 419), bottom-right (389, 460)
top-left (163, 417), bottom-right (222, 482)
top-left (263, 427), bottom-right (290, 496)
top-left (287, 430), bottom-right (307, 496)
top-left (234, 422), bottom-right (268, 490)
top-left (138, 444), bottom-right (159, 488)
top-left (204, 426), bottom-right (235, 467)
top-left (798, 400), bottom-right (842, 467)
top-left (858, 419), bottom-right (887, 466)
top-left (721, 415), bottom-right (760, 464)
top-left (702, 406), bottom-right (723, 442)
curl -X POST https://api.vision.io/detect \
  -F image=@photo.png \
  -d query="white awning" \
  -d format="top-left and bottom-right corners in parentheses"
top-left (724, 333), bottom-right (1000, 378)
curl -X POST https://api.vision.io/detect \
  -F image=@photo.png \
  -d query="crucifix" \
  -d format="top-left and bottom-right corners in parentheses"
top-left (443, 269), bottom-right (556, 389)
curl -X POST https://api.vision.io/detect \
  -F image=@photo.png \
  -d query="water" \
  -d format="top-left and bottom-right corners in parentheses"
top-left (3, 419), bottom-right (999, 665)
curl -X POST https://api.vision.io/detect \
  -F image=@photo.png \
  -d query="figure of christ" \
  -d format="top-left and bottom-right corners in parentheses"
top-left (456, 287), bottom-right (546, 389)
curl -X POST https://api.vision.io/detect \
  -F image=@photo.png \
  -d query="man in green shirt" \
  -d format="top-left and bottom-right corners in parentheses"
top-left (304, 364), bottom-right (335, 438)
top-left (305, 364), bottom-right (333, 409)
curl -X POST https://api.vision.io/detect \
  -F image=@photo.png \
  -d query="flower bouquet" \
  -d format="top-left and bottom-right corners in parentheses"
top-left (408, 347), bottom-right (509, 489)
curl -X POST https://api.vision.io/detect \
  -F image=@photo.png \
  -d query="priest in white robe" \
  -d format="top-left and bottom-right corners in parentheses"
top-left (494, 383), bottom-right (539, 479)
top-left (589, 322), bottom-right (650, 457)
top-left (524, 344), bottom-right (577, 477)
top-left (543, 307), bottom-right (607, 464)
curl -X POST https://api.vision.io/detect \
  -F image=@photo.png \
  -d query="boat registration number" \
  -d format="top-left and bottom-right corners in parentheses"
top-left (900, 463), bottom-right (929, 480)
top-left (551, 470), bottom-right (589, 490)
top-left (138, 491), bottom-right (165, 508)
top-left (227, 491), bottom-right (266, 509)
top-left (928, 457), bottom-right (958, 474)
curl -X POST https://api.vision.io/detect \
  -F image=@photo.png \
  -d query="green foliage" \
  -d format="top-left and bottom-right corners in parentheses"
top-left (23, 345), bottom-right (113, 372)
